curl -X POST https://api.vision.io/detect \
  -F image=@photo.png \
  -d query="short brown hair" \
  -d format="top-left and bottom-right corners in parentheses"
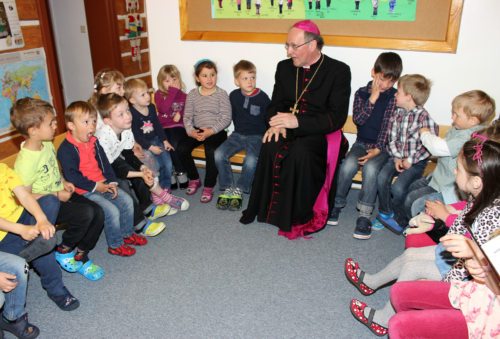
top-left (233, 60), bottom-right (256, 78)
top-left (10, 97), bottom-right (55, 136)
top-left (194, 59), bottom-right (217, 86)
top-left (373, 52), bottom-right (403, 81)
top-left (65, 101), bottom-right (97, 124)
top-left (397, 74), bottom-right (432, 106)
top-left (124, 78), bottom-right (148, 100)
top-left (97, 93), bottom-right (128, 120)
top-left (452, 90), bottom-right (496, 124)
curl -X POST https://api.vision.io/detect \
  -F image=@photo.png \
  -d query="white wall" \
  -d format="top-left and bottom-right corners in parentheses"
top-left (48, 0), bottom-right (94, 105)
top-left (146, 0), bottom-right (500, 125)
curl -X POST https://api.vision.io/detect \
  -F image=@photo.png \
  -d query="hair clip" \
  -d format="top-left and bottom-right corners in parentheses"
top-left (471, 132), bottom-right (488, 172)
top-left (99, 72), bottom-right (106, 80)
top-left (194, 58), bottom-right (211, 69)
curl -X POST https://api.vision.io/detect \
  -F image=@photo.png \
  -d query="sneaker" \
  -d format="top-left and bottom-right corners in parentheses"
top-left (229, 188), bottom-right (243, 211)
top-left (326, 207), bottom-right (341, 226)
top-left (124, 233), bottom-right (148, 246)
top-left (48, 287), bottom-right (80, 311)
top-left (141, 220), bottom-right (166, 237)
top-left (371, 218), bottom-right (384, 231)
top-left (216, 188), bottom-right (233, 210)
top-left (108, 244), bottom-right (136, 257)
top-left (0, 314), bottom-right (39, 339)
top-left (376, 213), bottom-right (404, 235)
top-left (353, 217), bottom-right (372, 240)
top-left (166, 193), bottom-right (190, 211)
top-left (148, 204), bottom-right (176, 220)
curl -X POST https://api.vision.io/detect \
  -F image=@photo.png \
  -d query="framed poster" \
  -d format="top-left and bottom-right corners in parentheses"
top-left (180, 0), bottom-right (464, 52)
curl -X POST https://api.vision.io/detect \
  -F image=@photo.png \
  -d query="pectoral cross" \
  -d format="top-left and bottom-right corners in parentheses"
top-left (290, 103), bottom-right (299, 115)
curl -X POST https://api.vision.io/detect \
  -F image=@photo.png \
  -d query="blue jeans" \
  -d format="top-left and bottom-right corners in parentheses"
top-left (377, 158), bottom-right (427, 223)
top-left (405, 177), bottom-right (442, 217)
top-left (0, 252), bottom-right (29, 321)
top-left (147, 137), bottom-right (173, 189)
top-left (85, 188), bottom-right (134, 249)
top-left (214, 132), bottom-right (262, 194)
top-left (334, 142), bottom-right (389, 215)
top-left (0, 195), bottom-right (66, 298)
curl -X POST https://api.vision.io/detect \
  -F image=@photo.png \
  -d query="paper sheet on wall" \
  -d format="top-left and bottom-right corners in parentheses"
top-left (0, 0), bottom-right (24, 51)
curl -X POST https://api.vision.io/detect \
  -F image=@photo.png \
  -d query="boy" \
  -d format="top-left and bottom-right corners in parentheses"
top-left (406, 90), bottom-right (496, 216)
top-left (11, 98), bottom-right (105, 281)
top-left (214, 60), bottom-right (270, 211)
top-left (375, 74), bottom-right (438, 235)
top-left (125, 79), bottom-right (188, 211)
top-left (95, 93), bottom-right (174, 236)
top-left (328, 52), bottom-right (402, 240)
top-left (0, 163), bottom-right (79, 311)
top-left (57, 101), bottom-right (147, 257)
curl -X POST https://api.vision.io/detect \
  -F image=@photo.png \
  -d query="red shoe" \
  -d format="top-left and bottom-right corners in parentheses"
top-left (344, 258), bottom-right (375, 296)
top-left (108, 244), bottom-right (136, 257)
top-left (124, 233), bottom-right (148, 246)
top-left (350, 299), bottom-right (388, 337)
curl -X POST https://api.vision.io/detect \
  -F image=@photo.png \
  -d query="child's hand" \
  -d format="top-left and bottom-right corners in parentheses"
top-left (18, 224), bottom-right (40, 241)
top-left (405, 212), bottom-right (435, 235)
top-left (0, 272), bottom-right (18, 292)
top-left (358, 148), bottom-right (380, 165)
top-left (173, 112), bottom-right (181, 123)
top-left (198, 128), bottom-right (214, 141)
top-left (149, 145), bottom-right (162, 155)
top-left (163, 140), bottom-right (174, 151)
top-left (402, 159), bottom-right (412, 170)
top-left (394, 158), bottom-right (404, 172)
top-left (63, 181), bottom-right (75, 193)
top-left (96, 182), bottom-right (117, 198)
top-left (36, 218), bottom-right (56, 240)
top-left (464, 257), bottom-right (488, 283)
top-left (425, 200), bottom-right (449, 221)
top-left (439, 234), bottom-right (474, 259)
top-left (109, 183), bottom-right (118, 199)
top-left (420, 128), bottom-right (431, 135)
top-left (369, 75), bottom-right (382, 104)
top-left (133, 143), bottom-right (145, 160)
top-left (57, 190), bottom-right (72, 202)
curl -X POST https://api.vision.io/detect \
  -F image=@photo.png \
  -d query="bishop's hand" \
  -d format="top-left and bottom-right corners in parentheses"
top-left (269, 112), bottom-right (299, 130)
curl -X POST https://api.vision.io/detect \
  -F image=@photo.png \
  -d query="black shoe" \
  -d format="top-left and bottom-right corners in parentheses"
top-left (353, 217), bottom-right (372, 239)
top-left (48, 287), bottom-right (80, 311)
top-left (0, 314), bottom-right (40, 339)
top-left (326, 207), bottom-right (341, 226)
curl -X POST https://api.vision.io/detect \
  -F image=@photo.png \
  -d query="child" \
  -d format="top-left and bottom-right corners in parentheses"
top-left (155, 64), bottom-right (189, 190)
top-left (57, 101), bottom-right (147, 257)
top-left (95, 93), bottom-right (182, 236)
top-left (0, 252), bottom-right (39, 338)
top-left (11, 98), bottom-right (105, 281)
top-left (328, 52), bottom-right (402, 240)
top-left (89, 68), bottom-right (125, 127)
top-left (125, 79), bottom-right (189, 211)
top-left (214, 60), bottom-right (270, 211)
top-left (0, 163), bottom-right (79, 311)
top-left (177, 59), bottom-right (232, 203)
top-left (405, 90), bottom-right (496, 217)
top-left (375, 74), bottom-right (439, 235)
top-left (345, 123), bottom-right (500, 336)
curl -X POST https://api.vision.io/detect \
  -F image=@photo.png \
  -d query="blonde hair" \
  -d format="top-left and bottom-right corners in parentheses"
top-left (452, 90), bottom-right (496, 124)
top-left (97, 93), bottom-right (128, 120)
top-left (124, 78), bottom-right (148, 100)
top-left (397, 74), bottom-right (432, 106)
top-left (89, 68), bottom-right (125, 106)
top-left (10, 97), bottom-right (55, 136)
top-left (233, 60), bottom-right (256, 78)
top-left (65, 101), bottom-right (97, 124)
top-left (157, 65), bottom-right (185, 93)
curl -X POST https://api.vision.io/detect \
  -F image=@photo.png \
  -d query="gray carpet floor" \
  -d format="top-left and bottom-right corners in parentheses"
top-left (20, 183), bottom-right (405, 339)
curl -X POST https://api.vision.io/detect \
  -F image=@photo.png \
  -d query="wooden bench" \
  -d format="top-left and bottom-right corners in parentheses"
top-left (190, 115), bottom-right (450, 185)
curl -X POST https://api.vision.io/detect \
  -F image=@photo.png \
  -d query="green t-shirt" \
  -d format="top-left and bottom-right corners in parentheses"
top-left (14, 141), bottom-right (64, 194)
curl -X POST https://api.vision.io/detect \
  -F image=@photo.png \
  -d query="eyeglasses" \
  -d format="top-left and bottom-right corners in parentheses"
top-left (284, 40), bottom-right (313, 51)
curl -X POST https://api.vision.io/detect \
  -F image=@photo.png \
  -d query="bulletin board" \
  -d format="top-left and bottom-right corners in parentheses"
top-left (179, 0), bottom-right (464, 53)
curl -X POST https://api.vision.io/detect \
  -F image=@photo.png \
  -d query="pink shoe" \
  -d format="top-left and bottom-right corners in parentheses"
top-left (186, 179), bottom-right (201, 195)
top-left (200, 187), bottom-right (214, 203)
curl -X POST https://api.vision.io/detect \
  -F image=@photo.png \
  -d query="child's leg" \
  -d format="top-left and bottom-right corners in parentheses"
top-left (402, 177), bottom-right (436, 219)
top-left (376, 160), bottom-right (398, 215)
top-left (214, 133), bottom-right (243, 191)
top-left (411, 191), bottom-right (444, 218)
top-left (357, 151), bottom-right (389, 218)
top-left (154, 147), bottom-right (173, 189)
top-left (335, 143), bottom-right (367, 210)
top-left (177, 134), bottom-right (202, 181)
top-left (165, 127), bottom-right (188, 173)
top-left (113, 188), bottom-right (136, 238)
top-left (237, 134), bottom-right (263, 194)
top-left (0, 252), bottom-right (29, 321)
top-left (203, 130), bottom-right (227, 188)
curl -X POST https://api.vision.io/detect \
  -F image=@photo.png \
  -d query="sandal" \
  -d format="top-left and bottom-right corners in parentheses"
top-left (350, 299), bottom-right (388, 337)
top-left (0, 313), bottom-right (40, 339)
top-left (344, 258), bottom-right (375, 296)
top-left (186, 179), bottom-right (201, 195)
top-left (200, 187), bottom-right (214, 203)
top-left (55, 250), bottom-right (83, 273)
top-left (78, 260), bottom-right (105, 281)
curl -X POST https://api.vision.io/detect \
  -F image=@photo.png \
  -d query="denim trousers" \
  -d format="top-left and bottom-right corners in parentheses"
top-left (404, 177), bottom-right (443, 218)
top-left (334, 142), bottom-right (389, 215)
top-left (377, 158), bottom-right (427, 220)
top-left (147, 136), bottom-right (173, 189)
top-left (0, 195), bottom-right (66, 298)
top-left (0, 252), bottom-right (29, 321)
top-left (214, 132), bottom-right (262, 194)
top-left (84, 188), bottom-right (134, 249)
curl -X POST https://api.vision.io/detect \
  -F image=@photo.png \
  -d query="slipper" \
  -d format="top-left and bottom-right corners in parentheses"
top-left (350, 299), bottom-right (388, 337)
top-left (186, 179), bottom-right (201, 195)
top-left (344, 258), bottom-right (375, 296)
top-left (78, 260), bottom-right (105, 281)
top-left (55, 250), bottom-right (83, 273)
top-left (200, 187), bottom-right (214, 203)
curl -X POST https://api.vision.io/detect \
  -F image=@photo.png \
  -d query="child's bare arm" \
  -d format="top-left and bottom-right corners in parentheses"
top-left (0, 217), bottom-right (40, 241)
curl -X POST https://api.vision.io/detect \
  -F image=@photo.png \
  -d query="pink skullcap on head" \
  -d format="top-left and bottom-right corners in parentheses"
top-left (292, 20), bottom-right (320, 35)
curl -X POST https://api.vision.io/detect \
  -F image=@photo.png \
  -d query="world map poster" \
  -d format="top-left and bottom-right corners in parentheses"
top-left (0, 48), bottom-right (52, 140)
top-left (212, 0), bottom-right (417, 21)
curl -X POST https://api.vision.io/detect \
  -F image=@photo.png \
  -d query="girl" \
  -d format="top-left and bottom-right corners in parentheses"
top-left (155, 65), bottom-right (189, 190)
top-left (177, 59), bottom-right (231, 203)
top-left (89, 68), bottom-right (125, 128)
top-left (344, 122), bottom-right (500, 336)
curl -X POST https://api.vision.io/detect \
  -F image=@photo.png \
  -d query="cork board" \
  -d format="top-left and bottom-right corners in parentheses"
top-left (180, 0), bottom-right (463, 53)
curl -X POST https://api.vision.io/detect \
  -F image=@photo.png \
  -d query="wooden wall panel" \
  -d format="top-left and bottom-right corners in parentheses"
top-left (121, 52), bottom-right (150, 76)
top-left (119, 36), bottom-right (149, 53)
top-left (16, 0), bottom-right (38, 19)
